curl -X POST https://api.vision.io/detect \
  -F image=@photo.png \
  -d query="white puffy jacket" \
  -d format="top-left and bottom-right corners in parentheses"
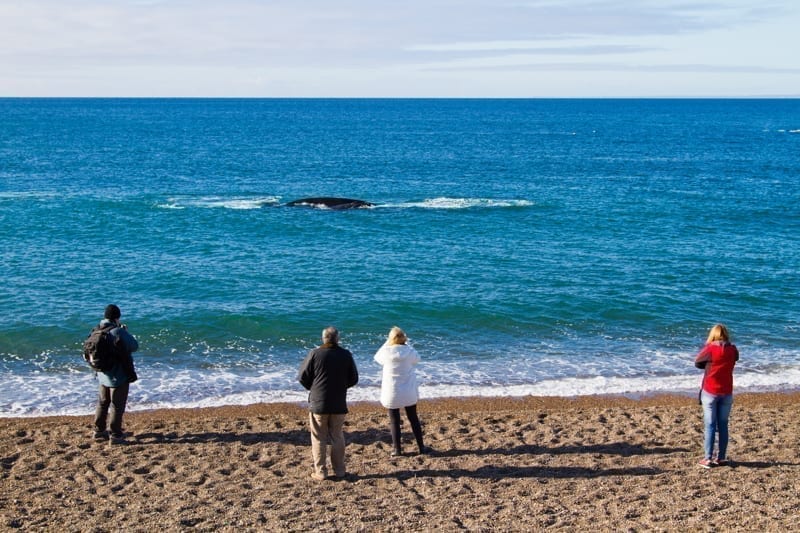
top-left (374, 343), bottom-right (420, 409)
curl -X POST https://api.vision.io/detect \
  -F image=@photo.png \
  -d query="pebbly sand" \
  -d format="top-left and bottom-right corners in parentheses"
top-left (1, 392), bottom-right (799, 532)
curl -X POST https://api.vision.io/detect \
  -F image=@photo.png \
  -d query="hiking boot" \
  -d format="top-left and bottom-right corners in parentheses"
top-left (715, 458), bottom-right (731, 467)
top-left (310, 471), bottom-right (327, 481)
top-left (697, 458), bottom-right (713, 469)
top-left (109, 433), bottom-right (126, 445)
top-left (93, 430), bottom-right (109, 442)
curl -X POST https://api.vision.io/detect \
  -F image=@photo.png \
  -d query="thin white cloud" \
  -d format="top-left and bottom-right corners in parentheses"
top-left (406, 42), bottom-right (653, 54)
top-left (420, 60), bottom-right (800, 74)
top-left (403, 1), bottom-right (788, 53)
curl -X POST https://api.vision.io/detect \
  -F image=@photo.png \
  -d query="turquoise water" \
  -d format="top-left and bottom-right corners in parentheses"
top-left (1, 98), bottom-right (799, 416)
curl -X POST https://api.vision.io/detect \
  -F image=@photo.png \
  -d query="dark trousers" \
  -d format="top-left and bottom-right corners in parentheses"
top-left (94, 382), bottom-right (129, 435)
top-left (388, 404), bottom-right (424, 452)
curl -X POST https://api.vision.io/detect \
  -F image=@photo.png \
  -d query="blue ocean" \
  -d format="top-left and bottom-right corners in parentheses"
top-left (1, 98), bottom-right (799, 417)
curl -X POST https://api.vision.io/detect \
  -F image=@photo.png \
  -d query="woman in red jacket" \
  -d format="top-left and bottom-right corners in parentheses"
top-left (694, 324), bottom-right (739, 468)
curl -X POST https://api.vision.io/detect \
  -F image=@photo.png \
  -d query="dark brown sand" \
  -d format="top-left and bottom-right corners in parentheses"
top-left (2, 393), bottom-right (799, 531)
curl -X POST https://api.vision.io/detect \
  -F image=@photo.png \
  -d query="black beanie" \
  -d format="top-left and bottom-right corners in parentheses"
top-left (104, 304), bottom-right (121, 320)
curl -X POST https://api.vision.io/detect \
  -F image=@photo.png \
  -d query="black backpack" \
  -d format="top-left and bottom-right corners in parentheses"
top-left (83, 324), bottom-right (120, 372)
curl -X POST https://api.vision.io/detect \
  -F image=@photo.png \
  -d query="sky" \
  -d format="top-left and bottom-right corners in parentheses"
top-left (1, 0), bottom-right (798, 97)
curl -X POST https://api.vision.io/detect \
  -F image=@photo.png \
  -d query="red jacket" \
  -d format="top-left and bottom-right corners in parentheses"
top-left (695, 341), bottom-right (739, 395)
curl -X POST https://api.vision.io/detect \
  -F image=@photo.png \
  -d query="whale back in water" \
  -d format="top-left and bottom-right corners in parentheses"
top-left (285, 197), bottom-right (373, 210)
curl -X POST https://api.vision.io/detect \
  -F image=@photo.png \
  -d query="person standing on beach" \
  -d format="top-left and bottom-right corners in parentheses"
top-left (297, 326), bottom-right (359, 481)
top-left (374, 326), bottom-right (429, 456)
top-left (695, 323), bottom-right (739, 468)
top-left (91, 304), bottom-right (139, 444)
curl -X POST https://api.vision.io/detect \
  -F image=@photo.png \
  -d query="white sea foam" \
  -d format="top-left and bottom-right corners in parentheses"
top-left (0, 191), bottom-right (63, 200)
top-left (2, 366), bottom-right (799, 417)
top-left (158, 196), bottom-right (281, 210)
top-left (419, 369), bottom-right (800, 399)
top-left (380, 198), bottom-right (534, 210)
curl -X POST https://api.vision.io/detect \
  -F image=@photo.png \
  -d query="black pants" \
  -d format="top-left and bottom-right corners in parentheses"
top-left (94, 382), bottom-right (129, 436)
top-left (388, 404), bottom-right (424, 452)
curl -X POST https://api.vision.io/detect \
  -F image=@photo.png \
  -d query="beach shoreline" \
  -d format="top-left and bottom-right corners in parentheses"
top-left (2, 392), bottom-right (799, 531)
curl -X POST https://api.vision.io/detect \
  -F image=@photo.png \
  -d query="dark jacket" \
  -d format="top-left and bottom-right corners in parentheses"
top-left (297, 343), bottom-right (359, 414)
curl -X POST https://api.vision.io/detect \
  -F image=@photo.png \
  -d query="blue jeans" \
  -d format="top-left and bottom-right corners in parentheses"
top-left (701, 391), bottom-right (733, 460)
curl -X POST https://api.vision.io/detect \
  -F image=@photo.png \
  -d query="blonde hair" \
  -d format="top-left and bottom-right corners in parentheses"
top-left (387, 326), bottom-right (407, 345)
top-left (706, 324), bottom-right (731, 344)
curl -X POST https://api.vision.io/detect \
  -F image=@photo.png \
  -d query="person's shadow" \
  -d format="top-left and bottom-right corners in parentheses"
top-left (127, 429), bottom-right (309, 446)
top-left (431, 442), bottom-right (691, 458)
top-left (345, 428), bottom-right (690, 458)
top-left (725, 460), bottom-right (798, 469)
top-left (351, 463), bottom-right (664, 481)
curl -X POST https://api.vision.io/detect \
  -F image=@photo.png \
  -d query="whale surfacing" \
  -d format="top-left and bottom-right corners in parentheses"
top-left (285, 197), bottom-right (373, 210)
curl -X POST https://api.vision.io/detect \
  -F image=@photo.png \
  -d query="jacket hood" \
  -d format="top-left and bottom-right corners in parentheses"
top-left (381, 344), bottom-right (415, 360)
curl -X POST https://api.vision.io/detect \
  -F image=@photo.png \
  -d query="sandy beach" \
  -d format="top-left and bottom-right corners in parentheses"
top-left (2, 392), bottom-right (799, 531)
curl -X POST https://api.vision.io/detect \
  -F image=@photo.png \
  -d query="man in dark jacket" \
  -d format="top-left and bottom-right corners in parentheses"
top-left (92, 304), bottom-right (139, 444)
top-left (297, 326), bottom-right (359, 480)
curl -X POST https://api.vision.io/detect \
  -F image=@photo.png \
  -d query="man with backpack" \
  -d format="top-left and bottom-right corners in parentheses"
top-left (86, 304), bottom-right (139, 444)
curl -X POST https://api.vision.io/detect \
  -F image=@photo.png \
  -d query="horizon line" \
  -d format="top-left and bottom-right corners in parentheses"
top-left (2, 95), bottom-right (799, 100)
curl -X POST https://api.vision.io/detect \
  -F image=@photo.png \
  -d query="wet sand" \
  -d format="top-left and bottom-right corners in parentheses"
top-left (2, 392), bottom-right (799, 531)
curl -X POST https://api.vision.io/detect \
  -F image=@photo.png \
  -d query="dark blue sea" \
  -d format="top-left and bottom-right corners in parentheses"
top-left (1, 98), bottom-right (799, 417)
